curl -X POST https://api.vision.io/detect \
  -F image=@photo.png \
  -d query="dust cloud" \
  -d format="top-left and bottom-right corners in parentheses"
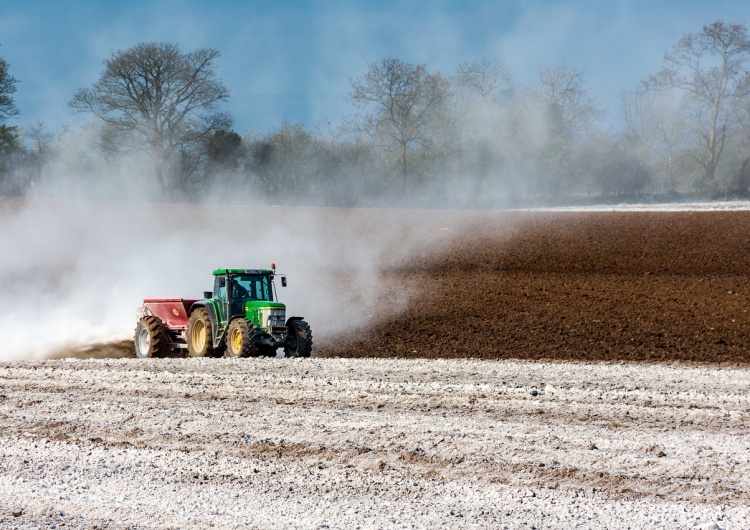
top-left (0, 194), bottom-right (466, 361)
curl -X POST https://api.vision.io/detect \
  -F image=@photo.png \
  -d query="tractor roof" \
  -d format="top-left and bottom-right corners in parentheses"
top-left (213, 268), bottom-right (275, 276)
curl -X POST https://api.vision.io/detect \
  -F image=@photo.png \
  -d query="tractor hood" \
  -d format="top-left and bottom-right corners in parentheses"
top-left (243, 301), bottom-right (287, 332)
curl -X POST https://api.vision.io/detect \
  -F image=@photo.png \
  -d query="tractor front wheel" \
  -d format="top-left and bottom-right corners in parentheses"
top-left (187, 308), bottom-right (215, 358)
top-left (284, 319), bottom-right (313, 358)
top-left (134, 316), bottom-right (167, 358)
top-left (226, 319), bottom-right (259, 358)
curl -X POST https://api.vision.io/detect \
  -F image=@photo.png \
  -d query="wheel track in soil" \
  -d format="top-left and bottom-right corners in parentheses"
top-left (2, 358), bottom-right (749, 504)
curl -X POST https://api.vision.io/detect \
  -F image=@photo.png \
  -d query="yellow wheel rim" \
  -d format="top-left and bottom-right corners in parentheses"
top-left (192, 320), bottom-right (206, 351)
top-left (231, 328), bottom-right (242, 353)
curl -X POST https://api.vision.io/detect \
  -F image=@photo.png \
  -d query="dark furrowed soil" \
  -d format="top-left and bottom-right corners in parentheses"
top-left (324, 211), bottom-right (750, 365)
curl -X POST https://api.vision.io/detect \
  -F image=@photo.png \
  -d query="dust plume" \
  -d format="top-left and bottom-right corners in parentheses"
top-left (0, 192), bottom-right (465, 361)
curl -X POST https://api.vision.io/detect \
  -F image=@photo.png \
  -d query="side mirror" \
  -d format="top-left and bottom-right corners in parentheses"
top-left (218, 277), bottom-right (226, 287)
top-left (281, 277), bottom-right (287, 287)
top-left (204, 291), bottom-right (212, 298)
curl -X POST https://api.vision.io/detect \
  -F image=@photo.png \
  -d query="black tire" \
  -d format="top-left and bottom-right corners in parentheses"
top-left (284, 319), bottom-right (313, 358)
top-left (134, 316), bottom-right (167, 359)
top-left (187, 308), bottom-right (215, 358)
top-left (226, 319), bottom-right (259, 358)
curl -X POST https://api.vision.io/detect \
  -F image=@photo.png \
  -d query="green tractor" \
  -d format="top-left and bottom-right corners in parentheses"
top-left (134, 267), bottom-right (312, 358)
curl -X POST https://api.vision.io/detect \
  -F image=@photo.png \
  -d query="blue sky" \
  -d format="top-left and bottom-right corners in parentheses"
top-left (0, 0), bottom-right (748, 137)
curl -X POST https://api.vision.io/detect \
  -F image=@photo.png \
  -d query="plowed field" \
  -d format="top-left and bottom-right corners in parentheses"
top-left (324, 210), bottom-right (750, 365)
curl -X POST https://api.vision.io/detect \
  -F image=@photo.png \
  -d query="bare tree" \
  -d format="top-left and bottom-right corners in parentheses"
top-left (533, 64), bottom-right (601, 140)
top-left (621, 88), bottom-right (689, 193)
top-left (530, 64), bottom-right (602, 197)
top-left (452, 58), bottom-right (514, 143)
top-left (735, 73), bottom-right (750, 194)
top-left (646, 21), bottom-right (750, 191)
top-left (349, 57), bottom-right (449, 190)
top-left (456, 58), bottom-right (514, 105)
top-left (70, 42), bottom-right (230, 197)
top-left (434, 59), bottom-right (515, 203)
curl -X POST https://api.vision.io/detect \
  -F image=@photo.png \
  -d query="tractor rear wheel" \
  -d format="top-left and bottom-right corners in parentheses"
top-left (226, 319), bottom-right (259, 358)
top-left (187, 308), bottom-right (215, 358)
top-left (134, 316), bottom-right (167, 358)
top-left (284, 319), bottom-right (313, 358)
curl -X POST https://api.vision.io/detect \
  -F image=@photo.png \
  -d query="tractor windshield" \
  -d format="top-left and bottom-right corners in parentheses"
top-left (231, 274), bottom-right (274, 302)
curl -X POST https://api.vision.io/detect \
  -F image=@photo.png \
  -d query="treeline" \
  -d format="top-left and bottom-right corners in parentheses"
top-left (1, 20), bottom-right (750, 207)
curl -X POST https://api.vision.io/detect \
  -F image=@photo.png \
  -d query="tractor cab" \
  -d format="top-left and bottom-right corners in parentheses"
top-left (209, 268), bottom-right (284, 326)
top-left (214, 270), bottom-right (275, 304)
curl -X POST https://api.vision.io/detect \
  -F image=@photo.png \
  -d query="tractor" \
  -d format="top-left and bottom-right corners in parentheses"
top-left (134, 267), bottom-right (312, 359)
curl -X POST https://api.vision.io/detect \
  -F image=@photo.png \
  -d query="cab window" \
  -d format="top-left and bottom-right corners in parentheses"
top-left (233, 274), bottom-right (273, 301)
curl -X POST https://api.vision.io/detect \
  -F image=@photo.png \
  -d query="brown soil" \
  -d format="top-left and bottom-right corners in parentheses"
top-left (324, 211), bottom-right (750, 365)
